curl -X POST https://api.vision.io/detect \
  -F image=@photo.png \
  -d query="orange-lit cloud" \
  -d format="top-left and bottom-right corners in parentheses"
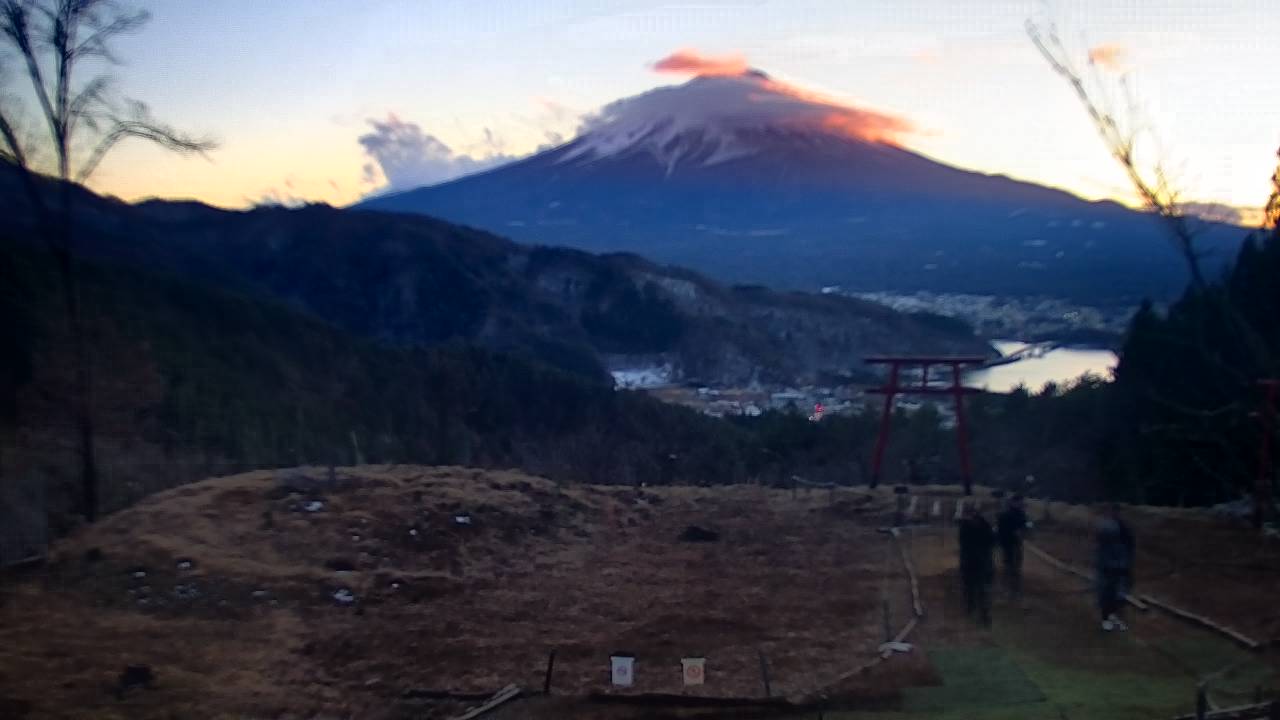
top-left (816, 111), bottom-right (915, 144)
top-left (754, 75), bottom-right (915, 144)
top-left (637, 49), bottom-right (915, 146)
top-left (912, 48), bottom-right (941, 64)
top-left (652, 49), bottom-right (749, 76)
top-left (1088, 44), bottom-right (1127, 71)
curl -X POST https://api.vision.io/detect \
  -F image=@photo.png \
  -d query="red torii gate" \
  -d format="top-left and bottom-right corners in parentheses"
top-left (1257, 380), bottom-right (1278, 529)
top-left (865, 356), bottom-right (986, 495)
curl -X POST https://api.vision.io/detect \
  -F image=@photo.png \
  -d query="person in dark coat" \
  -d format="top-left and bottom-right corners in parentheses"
top-left (996, 494), bottom-right (1031, 601)
top-left (958, 503), bottom-right (996, 626)
top-left (1095, 503), bottom-right (1135, 632)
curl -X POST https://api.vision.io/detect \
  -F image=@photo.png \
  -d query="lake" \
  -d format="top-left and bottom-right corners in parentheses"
top-left (966, 340), bottom-right (1117, 393)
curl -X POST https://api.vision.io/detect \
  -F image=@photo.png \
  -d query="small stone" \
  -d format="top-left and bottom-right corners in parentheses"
top-left (176, 559), bottom-right (193, 571)
top-left (132, 571), bottom-right (147, 579)
top-left (173, 584), bottom-right (200, 600)
top-left (677, 525), bottom-right (720, 543)
top-left (332, 588), bottom-right (356, 605)
top-left (116, 664), bottom-right (154, 698)
top-left (324, 558), bottom-right (355, 572)
top-left (304, 500), bottom-right (325, 513)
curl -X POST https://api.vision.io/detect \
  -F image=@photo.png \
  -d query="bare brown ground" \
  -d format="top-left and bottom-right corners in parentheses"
top-left (0, 467), bottom-right (914, 719)
top-left (1023, 499), bottom-right (1280, 644)
top-left (4, 475), bottom-right (1279, 719)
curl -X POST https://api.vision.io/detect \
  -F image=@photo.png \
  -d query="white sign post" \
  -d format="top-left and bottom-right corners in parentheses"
top-left (681, 657), bottom-right (705, 686)
top-left (610, 655), bottom-right (635, 687)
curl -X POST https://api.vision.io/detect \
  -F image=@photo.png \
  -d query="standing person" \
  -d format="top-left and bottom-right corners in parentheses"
top-left (1095, 503), bottom-right (1135, 632)
top-left (958, 503), bottom-right (996, 626)
top-left (996, 494), bottom-right (1031, 602)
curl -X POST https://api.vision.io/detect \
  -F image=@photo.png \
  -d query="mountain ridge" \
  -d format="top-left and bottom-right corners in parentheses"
top-left (1, 163), bottom-right (990, 389)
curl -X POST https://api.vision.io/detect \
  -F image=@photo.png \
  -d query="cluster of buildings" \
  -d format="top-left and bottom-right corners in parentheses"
top-left (841, 289), bottom-right (1133, 340)
top-left (649, 384), bottom-right (865, 420)
top-left (648, 383), bottom-right (966, 426)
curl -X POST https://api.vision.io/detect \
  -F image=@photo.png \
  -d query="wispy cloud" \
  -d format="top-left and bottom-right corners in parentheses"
top-left (358, 114), bottom-right (518, 193)
top-left (248, 187), bottom-right (308, 208)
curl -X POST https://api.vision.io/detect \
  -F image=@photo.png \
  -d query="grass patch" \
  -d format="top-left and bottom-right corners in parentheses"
top-left (901, 647), bottom-right (1045, 712)
top-left (1146, 635), bottom-right (1277, 706)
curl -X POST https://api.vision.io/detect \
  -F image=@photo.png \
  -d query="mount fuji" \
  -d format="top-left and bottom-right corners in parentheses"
top-left (358, 68), bottom-right (1241, 303)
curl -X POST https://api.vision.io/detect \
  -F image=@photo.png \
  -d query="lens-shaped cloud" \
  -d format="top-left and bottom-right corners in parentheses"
top-left (652, 49), bottom-right (750, 76)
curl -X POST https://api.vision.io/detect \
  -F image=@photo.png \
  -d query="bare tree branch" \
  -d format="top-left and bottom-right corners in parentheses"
top-left (71, 5), bottom-right (147, 63)
top-left (1, 1), bottom-right (61, 154)
top-left (77, 101), bottom-right (214, 182)
top-left (1026, 18), bottom-right (1206, 289)
top-left (0, 0), bottom-right (216, 523)
top-left (64, 71), bottom-right (108, 137)
top-left (1265, 148), bottom-right (1280, 231)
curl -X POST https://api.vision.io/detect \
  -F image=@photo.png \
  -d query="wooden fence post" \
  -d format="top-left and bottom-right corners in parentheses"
top-left (543, 650), bottom-right (556, 695)
top-left (758, 650), bottom-right (773, 698)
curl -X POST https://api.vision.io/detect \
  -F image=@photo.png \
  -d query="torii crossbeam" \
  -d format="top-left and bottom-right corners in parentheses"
top-left (865, 356), bottom-right (986, 495)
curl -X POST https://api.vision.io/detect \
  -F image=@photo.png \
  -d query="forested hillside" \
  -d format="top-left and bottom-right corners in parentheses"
top-left (0, 166), bottom-right (989, 390)
top-left (0, 241), bottom-right (750, 534)
top-left (1105, 220), bottom-right (1280, 506)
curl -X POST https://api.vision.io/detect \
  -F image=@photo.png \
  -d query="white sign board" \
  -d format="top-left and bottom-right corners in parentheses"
top-left (681, 657), bottom-right (705, 686)
top-left (610, 655), bottom-right (634, 687)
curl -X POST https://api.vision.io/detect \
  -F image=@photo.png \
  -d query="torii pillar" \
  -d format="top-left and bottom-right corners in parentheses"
top-left (865, 356), bottom-right (986, 495)
top-left (1257, 380), bottom-right (1279, 529)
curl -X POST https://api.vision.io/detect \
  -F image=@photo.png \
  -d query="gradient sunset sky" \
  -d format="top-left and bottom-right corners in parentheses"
top-left (78, 0), bottom-right (1279, 218)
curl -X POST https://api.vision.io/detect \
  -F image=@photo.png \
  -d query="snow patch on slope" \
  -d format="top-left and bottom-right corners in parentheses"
top-left (611, 365), bottom-right (674, 389)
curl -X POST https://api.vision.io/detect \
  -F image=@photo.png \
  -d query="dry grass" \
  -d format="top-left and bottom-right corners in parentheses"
top-left (4, 472), bottom-right (1279, 719)
top-left (0, 466), bottom-right (912, 719)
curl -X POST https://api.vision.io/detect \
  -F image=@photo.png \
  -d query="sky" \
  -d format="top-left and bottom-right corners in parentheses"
top-left (44, 0), bottom-right (1280, 218)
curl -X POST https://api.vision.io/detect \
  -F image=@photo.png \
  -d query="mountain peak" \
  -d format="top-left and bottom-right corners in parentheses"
top-left (558, 71), bottom-right (912, 173)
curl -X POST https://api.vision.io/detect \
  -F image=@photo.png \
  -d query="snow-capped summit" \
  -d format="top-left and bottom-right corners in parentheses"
top-left (358, 63), bottom-right (1241, 303)
top-left (558, 71), bottom-right (911, 175)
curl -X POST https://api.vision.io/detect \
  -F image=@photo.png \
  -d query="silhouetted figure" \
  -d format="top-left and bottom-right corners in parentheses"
top-left (1095, 503), bottom-right (1135, 632)
top-left (958, 504), bottom-right (995, 626)
top-left (996, 494), bottom-right (1030, 601)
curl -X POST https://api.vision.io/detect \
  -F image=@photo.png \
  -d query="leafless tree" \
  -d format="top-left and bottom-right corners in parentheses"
top-left (0, 0), bottom-right (214, 522)
top-left (1264, 148), bottom-right (1280, 231)
top-left (1027, 17), bottom-right (1280, 522)
top-left (1025, 18), bottom-right (1207, 289)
